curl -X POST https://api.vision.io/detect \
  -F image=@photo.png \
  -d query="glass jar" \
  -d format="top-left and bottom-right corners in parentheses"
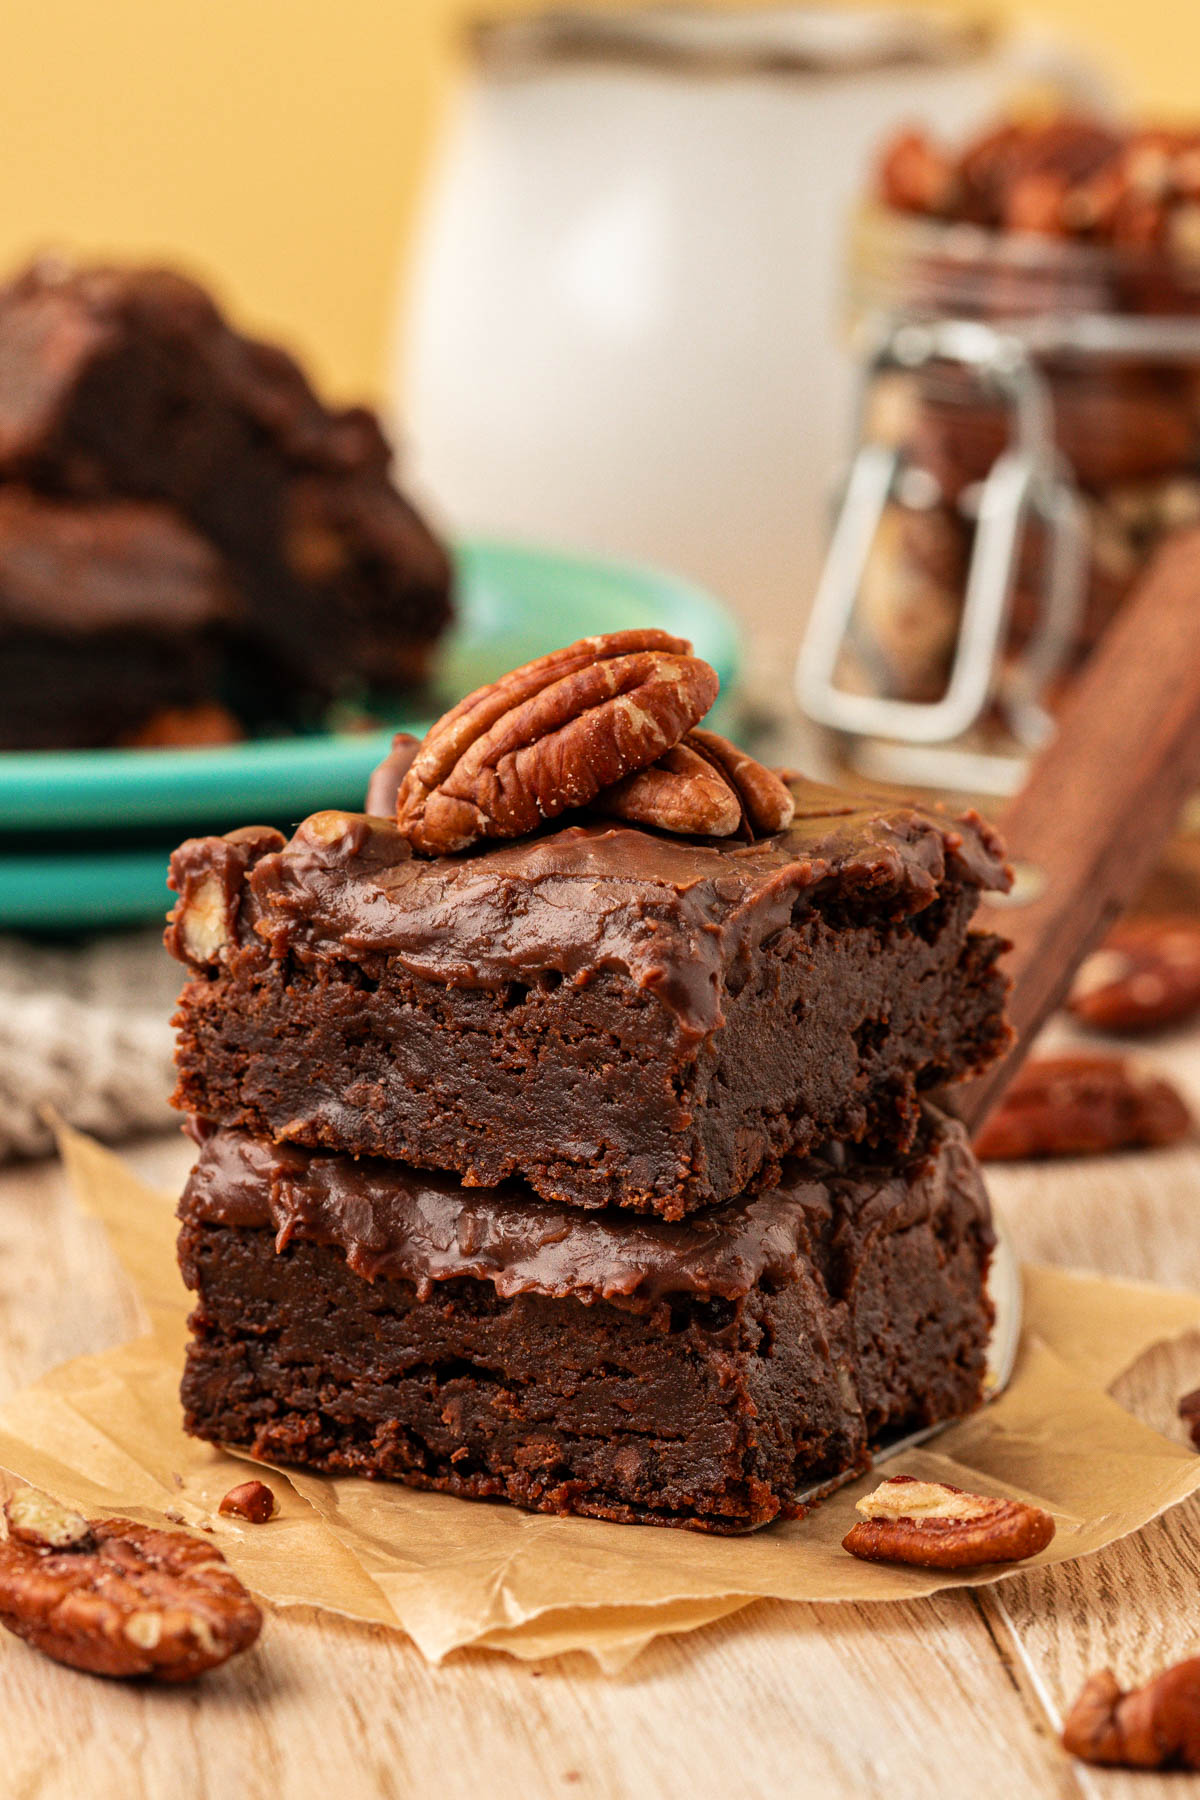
top-left (797, 204), bottom-right (1200, 794)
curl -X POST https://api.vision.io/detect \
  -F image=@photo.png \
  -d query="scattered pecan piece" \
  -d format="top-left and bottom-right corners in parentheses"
top-left (877, 129), bottom-right (959, 215)
top-left (395, 630), bottom-right (719, 854)
top-left (597, 729), bottom-right (795, 839)
top-left (218, 1481), bottom-right (276, 1525)
top-left (1068, 916), bottom-right (1200, 1034)
top-left (973, 1054), bottom-right (1192, 1160)
top-left (0, 1492), bottom-right (262, 1681)
top-left (365, 730), bottom-right (420, 818)
top-left (1178, 1386), bottom-right (1200, 1450)
top-left (1063, 1660), bottom-right (1200, 1769)
top-left (842, 1475), bottom-right (1055, 1570)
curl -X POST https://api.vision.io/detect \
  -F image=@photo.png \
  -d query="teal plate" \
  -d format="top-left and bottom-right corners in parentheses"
top-left (0, 539), bottom-right (740, 930)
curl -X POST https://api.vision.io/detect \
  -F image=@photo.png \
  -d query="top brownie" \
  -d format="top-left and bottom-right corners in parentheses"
top-left (167, 776), bottom-right (1010, 1219)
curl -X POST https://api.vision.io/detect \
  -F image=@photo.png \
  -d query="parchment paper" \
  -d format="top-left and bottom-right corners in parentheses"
top-left (2, 1126), bottom-right (1200, 1671)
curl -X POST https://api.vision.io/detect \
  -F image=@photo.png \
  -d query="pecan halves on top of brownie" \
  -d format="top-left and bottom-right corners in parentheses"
top-left (394, 629), bottom-right (719, 854)
top-left (598, 727), bottom-right (796, 839)
top-left (365, 730), bottom-right (421, 818)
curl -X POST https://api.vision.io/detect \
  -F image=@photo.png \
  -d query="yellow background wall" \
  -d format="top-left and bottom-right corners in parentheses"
top-left (1, 0), bottom-right (1194, 404)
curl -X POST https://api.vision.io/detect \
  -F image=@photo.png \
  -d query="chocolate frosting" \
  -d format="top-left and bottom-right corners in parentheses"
top-left (170, 777), bottom-right (1009, 1039)
top-left (180, 1113), bottom-right (985, 1306)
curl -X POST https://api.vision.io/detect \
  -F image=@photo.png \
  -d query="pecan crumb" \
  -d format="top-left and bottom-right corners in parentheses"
top-left (395, 630), bottom-right (719, 854)
top-left (218, 1481), bottom-right (276, 1525)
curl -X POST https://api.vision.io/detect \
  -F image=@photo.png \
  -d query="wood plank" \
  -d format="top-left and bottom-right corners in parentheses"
top-left (0, 1589), bottom-right (1077, 1800)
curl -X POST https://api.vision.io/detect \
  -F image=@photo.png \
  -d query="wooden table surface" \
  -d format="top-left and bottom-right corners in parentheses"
top-left (4, 1025), bottom-right (1200, 1800)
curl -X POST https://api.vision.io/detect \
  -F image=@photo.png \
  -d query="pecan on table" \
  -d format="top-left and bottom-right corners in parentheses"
top-left (0, 1491), bottom-right (262, 1680)
top-left (841, 1475), bottom-right (1055, 1570)
top-left (1069, 916), bottom-right (1200, 1034)
top-left (395, 630), bottom-right (719, 855)
top-left (973, 1054), bottom-right (1192, 1160)
top-left (598, 727), bottom-right (795, 839)
top-left (1063, 1659), bottom-right (1200, 1769)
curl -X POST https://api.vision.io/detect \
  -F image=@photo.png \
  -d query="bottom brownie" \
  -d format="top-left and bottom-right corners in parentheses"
top-left (177, 1112), bottom-right (994, 1533)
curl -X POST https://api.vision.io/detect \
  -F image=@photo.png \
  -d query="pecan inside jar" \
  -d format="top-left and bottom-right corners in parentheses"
top-left (0, 1491), bottom-right (262, 1681)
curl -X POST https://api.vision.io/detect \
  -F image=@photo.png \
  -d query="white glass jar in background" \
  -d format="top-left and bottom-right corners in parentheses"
top-left (394, 6), bottom-right (1103, 681)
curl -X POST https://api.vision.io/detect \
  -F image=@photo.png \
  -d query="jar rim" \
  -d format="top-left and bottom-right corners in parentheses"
top-left (470, 7), bottom-right (993, 78)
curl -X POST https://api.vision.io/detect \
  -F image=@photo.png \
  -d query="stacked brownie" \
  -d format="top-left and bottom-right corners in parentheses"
top-left (166, 632), bottom-right (1011, 1531)
top-left (0, 259), bottom-right (452, 748)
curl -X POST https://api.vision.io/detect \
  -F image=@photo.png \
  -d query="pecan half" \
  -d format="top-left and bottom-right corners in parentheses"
top-left (218, 1481), bottom-right (276, 1525)
top-left (972, 1054), bottom-right (1192, 1160)
top-left (1063, 1660), bottom-right (1200, 1769)
top-left (841, 1475), bottom-right (1055, 1570)
top-left (878, 129), bottom-right (959, 216)
top-left (395, 630), bottom-right (719, 854)
top-left (1068, 916), bottom-right (1200, 1033)
top-left (688, 729), bottom-right (796, 834)
top-left (0, 1492), bottom-right (262, 1680)
top-left (598, 729), bottom-right (795, 839)
top-left (598, 739), bottom-right (742, 836)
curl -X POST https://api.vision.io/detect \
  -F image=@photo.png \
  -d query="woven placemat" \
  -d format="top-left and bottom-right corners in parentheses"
top-left (0, 932), bottom-right (178, 1160)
